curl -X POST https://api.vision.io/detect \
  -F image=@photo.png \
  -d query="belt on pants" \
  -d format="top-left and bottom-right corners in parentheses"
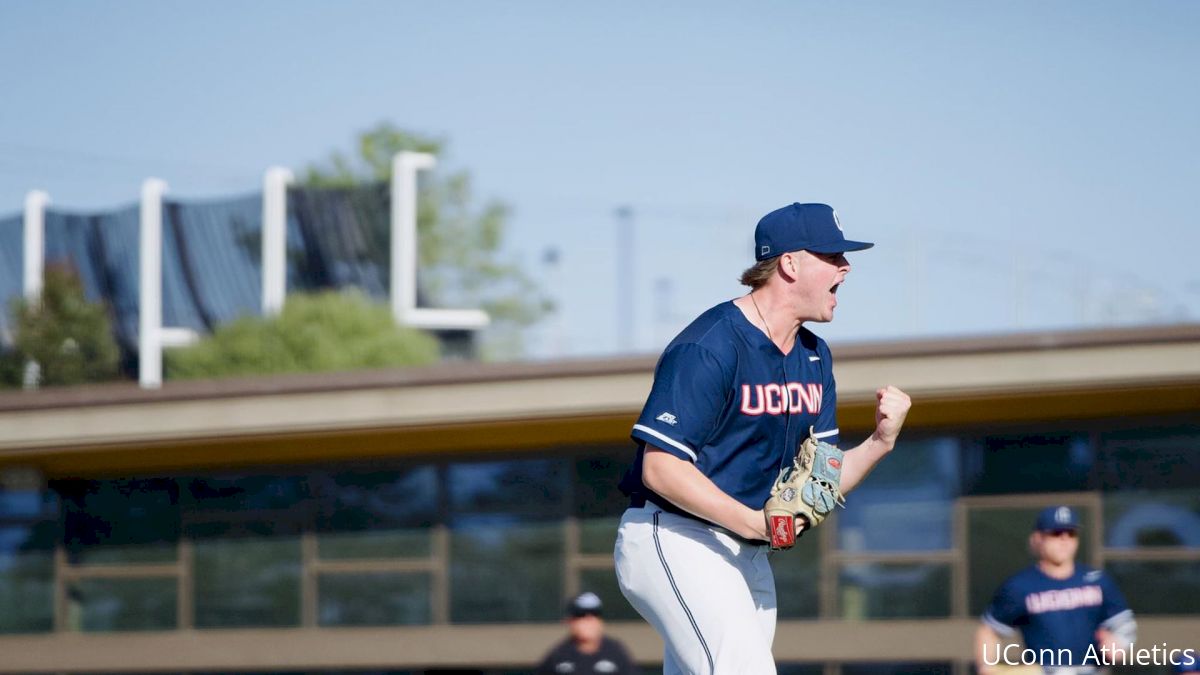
top-left (628, 494), bottom-right (766, 548)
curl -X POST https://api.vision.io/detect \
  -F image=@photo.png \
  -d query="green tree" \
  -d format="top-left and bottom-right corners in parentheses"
top-left (0, 263), bottom-right (121, 388)
top-left (164, 290), bottom-right (439, 379)
top-left (303, 123), bottom-right (552, 357)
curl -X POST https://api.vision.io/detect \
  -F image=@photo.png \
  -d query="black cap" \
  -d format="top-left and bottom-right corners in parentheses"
top-left (566, 591), bottom-right (603, 617)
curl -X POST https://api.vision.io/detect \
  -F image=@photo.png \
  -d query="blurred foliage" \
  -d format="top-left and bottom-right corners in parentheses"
top-left (303, 123), bottom-right (553, 358)
top-left (0, 263), bottom-right (121, 388)
top-left (164, 290), bottom-right (439, 379)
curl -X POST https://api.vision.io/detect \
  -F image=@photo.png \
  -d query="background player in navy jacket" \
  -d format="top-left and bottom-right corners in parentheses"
top-left (975, 506), bottom-right (1137, 675)
top-left (614, 203), bottom-right (911, 674)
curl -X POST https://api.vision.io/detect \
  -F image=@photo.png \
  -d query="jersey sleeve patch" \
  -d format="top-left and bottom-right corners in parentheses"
top-left (631, 343), bottom-right (731, 462)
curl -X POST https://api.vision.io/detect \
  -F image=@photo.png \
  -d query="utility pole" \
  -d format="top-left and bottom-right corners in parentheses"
top-left (541, 246), bottom-right (564, 357)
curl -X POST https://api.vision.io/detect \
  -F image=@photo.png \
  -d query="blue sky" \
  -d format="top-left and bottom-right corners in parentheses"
top-left (2, 2), bottom-right (1198, 357)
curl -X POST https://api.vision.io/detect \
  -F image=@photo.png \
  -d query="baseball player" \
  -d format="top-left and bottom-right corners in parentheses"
top-left (536, 592), bottom-right (637, 675)
top-left (975, 506), bottom-right (1138, 675)
top-left (614, 203), bottom-right (912, 674)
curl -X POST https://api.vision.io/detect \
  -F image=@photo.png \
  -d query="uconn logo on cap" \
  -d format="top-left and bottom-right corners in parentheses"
top-left (1055, 507), bottom-right (1072, 524)
top-left (832, 210), bottom-right (843, 232)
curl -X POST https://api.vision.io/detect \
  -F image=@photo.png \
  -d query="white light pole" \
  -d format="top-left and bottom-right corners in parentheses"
top-left (23, 190), bottom-right (48, 302)
top-left (390, 151), bottom-right (489, 331)
top-left (262, 166), bottom-right (293, 316)
top-left (138, 178), bottom-right (197, 388)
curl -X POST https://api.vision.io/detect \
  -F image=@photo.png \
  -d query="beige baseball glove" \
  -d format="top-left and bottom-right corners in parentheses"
top-left (764, 429), bottom-right (846, 550)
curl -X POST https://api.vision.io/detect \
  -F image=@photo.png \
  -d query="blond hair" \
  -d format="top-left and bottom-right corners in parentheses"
top-left (738, 257), bottom-right (780, 290)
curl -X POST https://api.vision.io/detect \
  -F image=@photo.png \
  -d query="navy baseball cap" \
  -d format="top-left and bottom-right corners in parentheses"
top-left (566, 591), bottom-right (603, 617)
top-left (1035, 506), bottom-right (1080, 532)
top-left (754, 203), bottom-right (874, 261)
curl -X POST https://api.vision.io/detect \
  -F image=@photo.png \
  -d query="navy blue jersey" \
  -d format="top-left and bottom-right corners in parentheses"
top-left (983, 564), bottom-right (1132, 666)
top-left (619, 301), bottom-right (839, 522)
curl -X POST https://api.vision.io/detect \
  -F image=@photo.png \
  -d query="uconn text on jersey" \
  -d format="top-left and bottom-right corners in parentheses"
top-left (740, 383), bottom-right (823, 416)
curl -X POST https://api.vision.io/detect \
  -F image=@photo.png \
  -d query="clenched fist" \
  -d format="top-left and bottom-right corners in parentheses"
top-left (873, 385), bottom-right (911, 447)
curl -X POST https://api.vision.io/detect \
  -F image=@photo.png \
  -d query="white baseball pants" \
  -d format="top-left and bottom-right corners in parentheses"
top-left (614, 504), bottom-right (778, 674)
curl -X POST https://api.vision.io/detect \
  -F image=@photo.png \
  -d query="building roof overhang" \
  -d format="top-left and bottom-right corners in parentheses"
top-left (2, 324), bottom-right (1198, 477)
